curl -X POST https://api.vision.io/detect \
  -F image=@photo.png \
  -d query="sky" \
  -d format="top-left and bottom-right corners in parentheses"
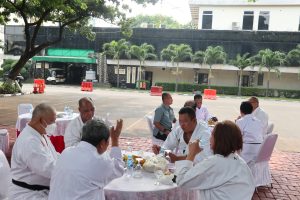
top-left (93, 0), bottom-right (192, 27)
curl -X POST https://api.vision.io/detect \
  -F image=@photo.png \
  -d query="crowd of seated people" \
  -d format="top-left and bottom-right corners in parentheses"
top-left (1, 94), bottom-right (270, 200)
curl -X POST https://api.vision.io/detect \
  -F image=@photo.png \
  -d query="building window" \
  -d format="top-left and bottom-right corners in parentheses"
top-left (257, 73), bottom-right (264, 86)
top-left (198, 73), bottom-right (208, 84)
top-left (298, 17), bottom-right (300, 31)
top-left (242, 11), bottom-right (254, 30)
top-left (202, 11), bottom-right (213, 29)
top-left (242, 75), bottom-right (250, 87)
top-left (258, 11), bottom-right (270, 30)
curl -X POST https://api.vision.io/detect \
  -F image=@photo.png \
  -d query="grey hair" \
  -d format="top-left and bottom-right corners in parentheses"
top-left (32, 103), bottom-right (56, 119)
top-left (81, 119), bottom-right (110, 147)
top-left (79, 97), bottom-right (94, 108)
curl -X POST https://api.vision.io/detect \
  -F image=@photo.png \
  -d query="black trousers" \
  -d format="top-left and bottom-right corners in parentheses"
top-left (153, 132), bottom-right (167, 141)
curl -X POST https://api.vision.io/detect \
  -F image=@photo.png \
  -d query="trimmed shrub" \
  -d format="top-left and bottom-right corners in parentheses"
top-left (0, 82), bottom-right (19, 94)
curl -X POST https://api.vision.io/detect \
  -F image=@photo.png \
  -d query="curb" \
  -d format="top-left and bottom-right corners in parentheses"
top-left (0, 91), bottom-right (32, 98)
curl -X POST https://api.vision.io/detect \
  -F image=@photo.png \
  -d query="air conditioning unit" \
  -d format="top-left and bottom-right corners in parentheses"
top-left (232, 22), bottom-right (240, 30)
top-left (147, 23), bottom-right (154, 28)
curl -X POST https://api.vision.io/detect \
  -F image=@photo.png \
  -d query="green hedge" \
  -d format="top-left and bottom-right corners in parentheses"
top-left (154, 82), bottom-right (300, 99)
top-left (0, 82), bottom-right (19, 94)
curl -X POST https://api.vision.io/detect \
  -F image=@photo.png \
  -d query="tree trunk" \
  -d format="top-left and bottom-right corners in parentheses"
top-left (117, 59), bottom-right (120, 88)
top-left (175, 63), bottom-right (179, 92)
top-left (8, 55), bottom-right (30, 80)
top-left (208, 66), bottom-right (212, 89)
top-left (138, 61), bottom-right (142, 90)
top-left (238, 70), bottom-right (243, 96)
top-left (266, 69), bottom-right (270, 97)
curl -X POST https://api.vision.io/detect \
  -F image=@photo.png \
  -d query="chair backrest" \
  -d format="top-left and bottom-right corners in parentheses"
top-left (266, 122), bottom-right (274, 134)
top-left (145, 115), bottom-right (154, 132)
top-left (255, 134), bottom-right (278, 163)
top-left (18, 103), bottom-right (34, 115)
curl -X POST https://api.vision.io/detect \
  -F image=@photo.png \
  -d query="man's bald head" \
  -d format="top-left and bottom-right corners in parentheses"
top-left (32, 103), bottom-right (56, 119)
top-left (248, 96), bottom-right (259, 110)
top-left (78, 97), bottom-right (95, 123)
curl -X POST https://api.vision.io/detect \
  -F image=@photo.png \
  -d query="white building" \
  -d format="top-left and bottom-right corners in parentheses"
top-left (189, 0), bottom-right (300, 31)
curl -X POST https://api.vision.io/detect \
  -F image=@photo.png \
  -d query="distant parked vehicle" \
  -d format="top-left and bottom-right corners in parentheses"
top-left (46, 68), bottom-right (66, 84)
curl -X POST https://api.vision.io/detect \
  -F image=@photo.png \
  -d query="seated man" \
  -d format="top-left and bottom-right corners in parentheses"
top-left (64, 97), bottom-right (95, 147)
top-left (248, 96), bottom-right (269, 137)
top-left (194, 94), bottom-right (210, 122)
top-left (10, 103), bottom-right (58, 200)
top-left (236, 101), bottom-right (263, 166)
top-left (0, 150), bottom-right (10, 200)
top-left (49, 119), bottom-right (124, 200)
top-left (153, 93), bottom-right (176, 141)
top-left (152, 107), bottom-right (211, 163)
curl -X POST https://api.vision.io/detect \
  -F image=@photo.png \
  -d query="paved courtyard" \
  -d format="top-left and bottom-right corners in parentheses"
top-left (1, 83), bottom-right (300, 199)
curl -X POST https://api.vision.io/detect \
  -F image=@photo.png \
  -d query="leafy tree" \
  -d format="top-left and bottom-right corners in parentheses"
top-left (0, 0), bottom-right (158, 86)
top-left (161, 44), bottom-right (193, 92)
top-left (103, 39), bottom-right (130, 88)
top-left (286, 44), bottom-right (300, 66)
top-left (252, 49), bottom-right (286, 96)
top-left (130, 14), bottom-right (183, 29)
top-left (203, 46), bottom-right (227, 88)
top-left (128, 43), bottom-right (157, 87)
top-left (230, 53), bottom-right (252, 96)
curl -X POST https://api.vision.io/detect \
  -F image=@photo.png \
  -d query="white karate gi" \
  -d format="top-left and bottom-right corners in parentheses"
top-left (252, 107), bottom-right (269, 137)
top-left (162, 121), bottom-right (211, 163)
top-left (0, 150), bottom-right (10, 200)
top-left (175, 153), bottom-right (255, 200)
top-left (49, 141), bottom-right (124, 200)
top-left (195, 106), bottom-right (210, 122)
top-left (9, 125), bottom-right (58, 200)
top-left (64, 115), bottom-right (84, 147)
top-left (236, 114), bottom-right (263, 165)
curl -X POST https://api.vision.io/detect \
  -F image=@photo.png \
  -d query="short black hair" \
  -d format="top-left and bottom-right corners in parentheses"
top-left (183, 100), bottom-right (196, 111)
top-left (162, 92), bottom-right (170, 101)
top-left (178, 106), bottom-right (196, 120)
top-left (240, 101), bottom-right (253, 115)
top-left (81, 119), bottom-right (110, 147)
top-left (194, 94), bottom-right (202, 100)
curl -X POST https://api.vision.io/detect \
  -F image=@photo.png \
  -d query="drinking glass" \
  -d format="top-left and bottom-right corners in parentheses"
top-left (133, 158), bottom-right (143, 178)
top-left (154, 169), bottom-right (164, 185)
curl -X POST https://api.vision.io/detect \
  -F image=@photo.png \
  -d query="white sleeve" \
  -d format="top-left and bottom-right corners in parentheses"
top-left (0, 151), bottom-right (10, 199)
top-left (24, 139), bottom-right (56, 178)
top-left (175, 156), bottom-right (224, 190)
top-left (162, 128), bottom-right (180, 151)
top-left (64, 120), bottom-right (81, 148)
top-left (204, 107), bottom-right (210, 121)
top-left (92, 147), bottom-right (124, 187)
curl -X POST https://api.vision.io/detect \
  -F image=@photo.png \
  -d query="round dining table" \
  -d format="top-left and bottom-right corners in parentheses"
top-left (104, 153), bottom-right (198, 200)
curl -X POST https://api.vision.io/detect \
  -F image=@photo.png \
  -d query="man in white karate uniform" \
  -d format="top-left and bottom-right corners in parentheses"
top-left (194, 94), bottom-right (210, 122)
top-left (152, 107), bottom-right (211, 163)
top-left (249, 96), bottom-right (269, 137)
top-left (9, 103), bottom-right (58, 200)
top-left (64, 97), bottom-right (95, 147)
top-left (236, 101), bottom-right (263, 166)
top-left (49, 119), bottom-right (124, 200)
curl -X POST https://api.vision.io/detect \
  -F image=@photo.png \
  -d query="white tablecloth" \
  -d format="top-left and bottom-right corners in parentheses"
top-left (15, 112), bottom-right (79, 136)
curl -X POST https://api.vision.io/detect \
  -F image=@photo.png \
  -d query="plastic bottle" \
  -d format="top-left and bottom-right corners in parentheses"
top-left (126, 155), bottom-right (134, 178)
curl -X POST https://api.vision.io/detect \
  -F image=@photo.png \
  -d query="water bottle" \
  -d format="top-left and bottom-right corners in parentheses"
top-left (64, 106), bottom-right (69, 115)
top-left (126, 155), bottom-right (134, 178)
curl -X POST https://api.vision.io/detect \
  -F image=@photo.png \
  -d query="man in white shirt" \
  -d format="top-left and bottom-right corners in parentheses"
top-left (236, 101), bottom-right (263, 166)
top-left (194, 94), bottom-right (210, 122)
top-left (9, 103), bottom-right (58, 200)
top-left (49, 119), bottom-right (124, 200)
top-left (152, 107), bottom-right (211, 163)
top-left (64, 97), bottom-right (95, 147)
top-left (249, 96), bottom-right (269, 137)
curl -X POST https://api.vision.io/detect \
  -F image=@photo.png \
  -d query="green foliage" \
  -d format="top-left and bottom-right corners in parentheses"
top-left (103, 39), bottom-right (130, 60)
top-left (203, 46), bottom-right (227, 66)
top-left (0, 68), bottom-right (3, 78)
top-left (1, 59), bottom-right (17, 73)
top-left (286, 44), bottom-right (300, 66)
top-left (130, 14), bottom-right (184, 29)
top-left (192, 51), bottom-right (205, 64)
top-left (0, 82), bottom-right (19, 94)
top-left (160, 44), bottom-right (193, 63)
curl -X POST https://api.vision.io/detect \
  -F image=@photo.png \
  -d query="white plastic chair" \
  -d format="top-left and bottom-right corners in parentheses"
top-left (250, 134), bottom-right (278, 189)
top-left (0, 150), bottom-right (11, 200)
top-left (0, 129), bottom-right (9, 154)
top-left (145, 115), bottom-right (164, 146)
top-left (266, 122), bottom-right (274, 135)
top-left (17, 103), bottom-right (33, 115)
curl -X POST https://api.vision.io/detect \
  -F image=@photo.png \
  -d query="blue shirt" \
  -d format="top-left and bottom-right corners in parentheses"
top-left (153, 104), bottom-right (175, 136)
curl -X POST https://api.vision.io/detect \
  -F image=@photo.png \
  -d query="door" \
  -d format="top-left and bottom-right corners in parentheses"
top-left (145, 71), bottom-right (153, 89)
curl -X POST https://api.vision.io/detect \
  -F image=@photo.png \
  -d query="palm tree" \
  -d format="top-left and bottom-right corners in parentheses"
top-left (203, 46), bottom-right (227, 88)
top-left (103, 39), bottom-right (130, 88)
top-left (128, 43), bottom-right (157, 88)
top-left (252, 49), bottom-right (286, 96)
top-left (161, 44), bottom-right (193, 92)
top-left (286, 44), bottom-right (300, 66)
top-left (230, 53), bottom-right (252, 96)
